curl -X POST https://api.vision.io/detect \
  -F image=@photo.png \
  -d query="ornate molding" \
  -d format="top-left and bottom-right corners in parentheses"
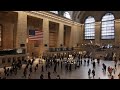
top-left (14, 11), bottom-right (81, 26)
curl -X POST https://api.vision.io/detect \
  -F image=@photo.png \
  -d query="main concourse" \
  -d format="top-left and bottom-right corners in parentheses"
top-left (0, 58), bottom-right (119, 79)
top-left (0, 11), bottom-right (120, 79)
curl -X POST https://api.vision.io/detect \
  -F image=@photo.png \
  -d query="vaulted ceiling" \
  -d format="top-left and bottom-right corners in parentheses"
top-left (49, 11), bottom-right (120, 23)
top-left (69, 11), bottom-right (120, 23)
top-left (57, 11), bottom-right (85, 22)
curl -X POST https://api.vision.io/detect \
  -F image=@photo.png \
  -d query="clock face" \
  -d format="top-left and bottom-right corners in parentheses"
top-left (17, 49), bottom-right (22, 54)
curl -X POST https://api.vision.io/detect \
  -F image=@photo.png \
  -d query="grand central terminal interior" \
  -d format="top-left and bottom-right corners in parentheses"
top-left (0, 11), bottom-right (120, 79)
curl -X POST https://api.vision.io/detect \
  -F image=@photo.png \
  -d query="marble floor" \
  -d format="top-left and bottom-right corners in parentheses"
top-left (0, 58), bottom-right (120, 79)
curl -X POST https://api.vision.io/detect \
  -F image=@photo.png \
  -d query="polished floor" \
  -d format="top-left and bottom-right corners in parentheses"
top-left (0, 58), bottom-right (120, 79)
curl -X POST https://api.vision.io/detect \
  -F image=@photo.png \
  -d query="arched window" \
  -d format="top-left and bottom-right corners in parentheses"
top-left (63, 12), bottom-right (71, 19)
top-left (49, 11), bottom-right (58, 14)
top-left (101, 13), bottom-right (115, 39)
top-left (84, 16), bottom-right (95, 39)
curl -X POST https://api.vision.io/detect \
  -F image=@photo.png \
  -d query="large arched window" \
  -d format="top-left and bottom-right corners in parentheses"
top-left (49, 11), bottom-right (58, 14)
top-left (101, 13), bottom-right (115, 39)
top-left (84, 16), bottom-right (95, 39)
top-left (63, 12), bottom-right (71, 19)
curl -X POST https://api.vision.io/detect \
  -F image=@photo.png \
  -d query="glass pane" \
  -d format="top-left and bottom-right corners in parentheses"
top-left (85, 16), bottom-right (95, 39)
top-left (50, 11), bottom-right (58, 14)
top-left (101, 13), bottom-right (115, 39)
top-left (63, 12), bottom-right (71, 19)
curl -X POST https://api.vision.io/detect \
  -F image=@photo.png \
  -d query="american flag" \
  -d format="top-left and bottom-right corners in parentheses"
top-left (29, 29), bottom-right (43, 41)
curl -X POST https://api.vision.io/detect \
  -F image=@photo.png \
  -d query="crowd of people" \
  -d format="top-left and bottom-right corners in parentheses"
top-left (0, 52), bottom-right (120, 79)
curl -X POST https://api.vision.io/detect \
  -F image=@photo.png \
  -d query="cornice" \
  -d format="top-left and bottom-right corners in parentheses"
top-left (14, 11), bottom-right (81, 26)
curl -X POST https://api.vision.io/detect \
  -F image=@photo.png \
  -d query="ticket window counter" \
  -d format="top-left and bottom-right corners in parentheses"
top-left (2, 58), bottom-right (5, 64)
top-left (7, 58), bottom-right (11, 63)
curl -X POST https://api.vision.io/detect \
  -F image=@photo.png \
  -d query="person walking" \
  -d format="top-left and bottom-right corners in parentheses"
top-left (88, 69), bottom-right (91, 78)
top-left (53, 63), bottom-right (57, 73)
top-left (34, 67), bottom-right (37, 72)
top-left (81, 59), bottom-right (82, 65)
top-left (92, 69), bottom-right (95, 78)
top-left (40, 74), bottom-right (44, 79)
top-left (28, 74), bottom-right (31, 79)
top-left (104, 64), bottom-right (106, 72)
top-left (61, 61), bottom-right (62, 69)
top-left (56, 75), bottom-right (60, 79)
top-left (39, 59), bottom-right (40, 64)
top-left (58, 61), bottom-right (59, 67)
top-left (45, 63), bottom-right (48, 71)
top-left (97, 59), bottom-right (100, 64)
top-left (75, 62), bottom-right (77, 69)
top-left (29, 66), bottom-right (32, 74)
top-left (36, 64), bottom-right (38, 70)
top-left (115, 63), bottom-right (117, 69)
top-left (87, 59), bottom-right (89, 66)
top-left (113, 68), bottom-right (116, 74)
top-left (48, 72), bottom-right (51, 79)
top-left (84, 59), bottom-right (86, 65)
top-left (69, 64), bottom-right (72, 71)
top-left (93, 61), bottom-right (95, 68)
top-left (41, 65), bottom-right (44, 72)
top-left (23, 68), bottom-right (27, 78)
top-left (111, 75), bottom-right (114, 79)
top-left (118, 73), bottom-right (120, 79)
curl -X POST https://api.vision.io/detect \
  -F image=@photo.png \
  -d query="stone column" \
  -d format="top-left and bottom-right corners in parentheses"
top-left (57, 23), bottom-right (64, 47)
top-left (79, 24), bottom-right (84, 45)
top-left (42, 18), bottom-right (49, 52)
top-left (115, 19), bottom-right (120, 59)
top-left (95, 22), bottom-right (101, 45)
top-left (69, 26), bottom-right (73, 48)
top-left (76, 25), bottom-right (81, 45)
top-left (16, 11), bottom-right (27, 54)
top-left (115, 19), bottom-right (120, 45)
top-left (70, 25), bottom-right (77, 47)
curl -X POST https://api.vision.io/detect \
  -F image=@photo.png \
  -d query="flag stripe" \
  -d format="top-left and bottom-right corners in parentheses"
top-left (29, 30), bottom-right (43, 41)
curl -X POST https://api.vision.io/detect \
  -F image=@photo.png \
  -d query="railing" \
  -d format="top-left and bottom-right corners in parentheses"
top-left (0, 49), bottom-right (26, 56)
top-left (49, 47), bottom-right (74, 52)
